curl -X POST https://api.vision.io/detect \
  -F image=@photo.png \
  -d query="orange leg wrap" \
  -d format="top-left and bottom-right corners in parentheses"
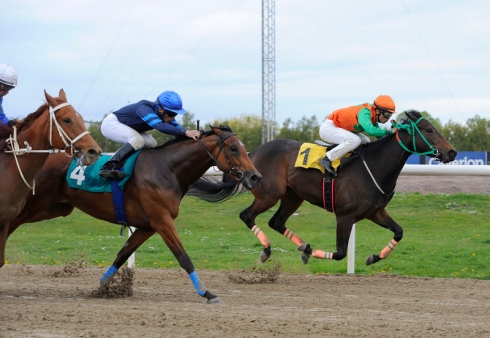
top-left (283, 229), bottom-right (305, 247)
top-left (312, 249), bottom-right (334, 259)
top-left (379, 239), bottom-right (398, 259)
top-left (251, 225), bottom-right (271, 248)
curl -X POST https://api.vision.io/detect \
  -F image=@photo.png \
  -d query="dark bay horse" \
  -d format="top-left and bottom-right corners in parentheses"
top-left (187, 110), bottom-right (457, 266)
top-left (8, 126), bottom-right (261, 303)
top-left (0, 89), bottom-right (101, 268)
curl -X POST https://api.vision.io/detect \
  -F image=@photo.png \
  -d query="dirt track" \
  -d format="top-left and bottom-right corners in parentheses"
top-left (1, 265), bottom-right (489, 338)
top-left (1, 175), bottom-right (489, 337)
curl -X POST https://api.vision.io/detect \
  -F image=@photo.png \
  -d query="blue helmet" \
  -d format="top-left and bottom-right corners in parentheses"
top-left (156, 91), bottom-right (186, 114)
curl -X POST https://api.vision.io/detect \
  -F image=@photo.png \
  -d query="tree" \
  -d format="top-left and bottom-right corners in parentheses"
top-left (442, 115), bottom-right (490, 151)
top-left (276, 115), bottom-right (320, 143)
top-left (209, 113), bottom-right (263, 151)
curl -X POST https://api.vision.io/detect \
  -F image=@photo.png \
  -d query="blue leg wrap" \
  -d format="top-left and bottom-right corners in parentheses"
top-left (100, 265), bottom-right (118, 285)
top-left (189, 271), bottom-right (207, 296)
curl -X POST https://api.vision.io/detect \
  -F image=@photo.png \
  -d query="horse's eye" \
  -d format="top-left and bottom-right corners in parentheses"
top-left (63, 118), bottom-right (71, 124)
top-left (230, 145), bottom-right (238, 152)
top-left (426, 128), bottom-right (433, 133)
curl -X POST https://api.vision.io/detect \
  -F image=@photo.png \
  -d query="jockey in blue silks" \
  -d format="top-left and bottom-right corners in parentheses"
top-left (98, 90), bottom-right (201, 180)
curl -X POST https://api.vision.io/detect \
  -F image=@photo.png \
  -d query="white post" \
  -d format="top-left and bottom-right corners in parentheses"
top-left (347, 224), bottom-right (356, 274)
top-left (127, 226), bottom-right (136, 268)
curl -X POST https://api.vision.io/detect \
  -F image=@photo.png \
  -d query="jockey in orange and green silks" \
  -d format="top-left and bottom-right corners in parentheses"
top-left (319, 95), bottom-right (398, 176)
top-left (327, 102), bottom-right (391, 138)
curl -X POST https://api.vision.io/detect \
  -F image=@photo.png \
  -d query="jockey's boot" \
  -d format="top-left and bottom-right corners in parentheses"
top-left (320, 156), bottom-right (337, 177)
top-left (98, 143), bottom-right (136, 180)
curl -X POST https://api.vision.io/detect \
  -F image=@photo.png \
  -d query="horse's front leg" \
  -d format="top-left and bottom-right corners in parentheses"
top-left (100, 228), bottom-right (155, 286)
top-left (365, 209), bottom-right (403, 265)
top-left (153, 214), bottom-right (221, 304)
top-left (0, 224), bottom-right (8, 268)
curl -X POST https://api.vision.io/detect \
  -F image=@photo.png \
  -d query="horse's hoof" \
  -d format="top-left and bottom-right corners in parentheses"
top-left (301, 252), bottom-right (310, 265)
top-left (366, 254), bottom-right (381, 265)
top-left (207, 297), bottom-right (222, 304)
top-left (100, 277), bottom-right (113, 287)
top-left (260, 246), bottom-right (272, 263)
top-left (259, 250), bottom-right (270, 263)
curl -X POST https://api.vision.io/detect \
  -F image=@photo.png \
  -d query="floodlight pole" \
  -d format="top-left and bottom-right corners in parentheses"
top-left (262, 0), bottom-right (276, 144)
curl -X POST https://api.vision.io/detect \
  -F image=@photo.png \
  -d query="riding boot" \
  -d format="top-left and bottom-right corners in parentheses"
top-left (320, 156), bottom-right (337, 177)
top-left (98, 143), bottom-right (136, 180)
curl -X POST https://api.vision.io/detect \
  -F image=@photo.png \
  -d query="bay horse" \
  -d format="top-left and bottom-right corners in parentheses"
top-left (187, 110), bottom-right (457, 266)
top-left (0, 89), bottom-right (101, 268)
top-left (8, 125), bottom-right (261, 303)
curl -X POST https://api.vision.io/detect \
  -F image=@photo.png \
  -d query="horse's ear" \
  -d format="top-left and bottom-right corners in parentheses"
top-left (59, 89), bottom-right (67, 102)
top-left (44, 90), bottom-right (56, 107)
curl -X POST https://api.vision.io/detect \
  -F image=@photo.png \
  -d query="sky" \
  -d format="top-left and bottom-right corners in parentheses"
top-left (1, 0), bottom-right (488, 127)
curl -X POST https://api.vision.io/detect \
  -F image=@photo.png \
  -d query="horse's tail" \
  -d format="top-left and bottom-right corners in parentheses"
top-left (187, 174), bottom-right (244, 203)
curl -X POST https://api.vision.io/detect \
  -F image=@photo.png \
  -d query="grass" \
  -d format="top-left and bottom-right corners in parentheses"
top-left (5, 192), bottom-right (490, 280)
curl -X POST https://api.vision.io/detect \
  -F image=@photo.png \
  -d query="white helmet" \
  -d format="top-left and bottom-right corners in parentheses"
top-left (0, 64), bottom-right (18, 90)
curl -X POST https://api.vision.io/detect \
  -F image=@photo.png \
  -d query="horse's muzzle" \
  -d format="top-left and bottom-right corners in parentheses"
top-left (437, 149), bottom-right (458, 163)
top-left (241, 172), bottom-right (262, 190)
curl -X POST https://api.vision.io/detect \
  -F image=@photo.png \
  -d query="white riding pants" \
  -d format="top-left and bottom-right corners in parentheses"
top-left (101, 113), bottom-right (157, 150)
top-left (319, 119), bottom-right (370, 161)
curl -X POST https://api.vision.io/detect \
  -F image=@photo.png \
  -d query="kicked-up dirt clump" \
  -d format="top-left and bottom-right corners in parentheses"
top-left (91, 266), bottom-right (134, 298)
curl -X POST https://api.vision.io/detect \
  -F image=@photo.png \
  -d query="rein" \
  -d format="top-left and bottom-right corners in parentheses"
top-left (4, 102), bottom-right (91, 194)
top-left (196, 132), bottom-right (245, 181)
top-left (360, 150), bottom-right (394, 200)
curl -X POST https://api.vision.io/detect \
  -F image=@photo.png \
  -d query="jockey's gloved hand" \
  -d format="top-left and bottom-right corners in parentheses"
top-left (7, 119), bottom-right (16, 127)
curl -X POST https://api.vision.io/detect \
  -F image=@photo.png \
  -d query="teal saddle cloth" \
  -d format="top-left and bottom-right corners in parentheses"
top-left (66, 150), bottom-right (141, 192)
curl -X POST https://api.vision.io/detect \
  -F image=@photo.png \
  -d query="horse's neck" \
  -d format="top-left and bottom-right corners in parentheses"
top-left (11, 113), bottom-right (52, 182)
top-left (361, 134), bottom-right (411, 187)
top-left (166, 140), bottom-right (216, 190)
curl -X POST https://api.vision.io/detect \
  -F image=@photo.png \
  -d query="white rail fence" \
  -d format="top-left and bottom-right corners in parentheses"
top-left (128, 164), bottom-right (490, 272)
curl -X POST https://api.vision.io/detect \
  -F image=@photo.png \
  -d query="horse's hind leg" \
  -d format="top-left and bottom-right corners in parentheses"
top-left (365, 209), bottom-right (403, 265)
top-left (240, 198), bottom-right (279, 263)
top-left (299, 217), bottom-right (354, 263)
top-left (100, 228), bottom-right (155, 286)
top-left (267, 191), bottom-right (311, 264)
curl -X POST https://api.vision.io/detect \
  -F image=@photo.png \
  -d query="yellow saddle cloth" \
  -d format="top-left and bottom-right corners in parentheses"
top-left (294, 143), bottom-right (343, 174)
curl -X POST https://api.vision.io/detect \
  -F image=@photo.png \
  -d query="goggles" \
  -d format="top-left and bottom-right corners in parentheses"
top-left (0, 83), bottom-right (14, 92)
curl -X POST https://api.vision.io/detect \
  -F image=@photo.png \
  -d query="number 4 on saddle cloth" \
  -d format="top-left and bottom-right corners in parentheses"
top-left (66, 150), bottom-right (141, 228)
top-left (294, 142), bottom-right (354, 213)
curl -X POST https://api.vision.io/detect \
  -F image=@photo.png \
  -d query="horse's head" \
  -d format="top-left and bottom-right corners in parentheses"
top-left (200, 125), bottom-right (262, 190)
top-left (44, 89), bottom-right (102, 165)
top-left (398, 110), bottom-right (457, 163)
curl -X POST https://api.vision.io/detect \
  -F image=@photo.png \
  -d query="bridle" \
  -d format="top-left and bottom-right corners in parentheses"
top-left (196, 131), bottom-right (245, 181)
top-left (395, 113), bottom-right (441, 158)
top-left (5, 101), bottom-right (91, 193)
top-left (6, 101), bottom-right (90, 156)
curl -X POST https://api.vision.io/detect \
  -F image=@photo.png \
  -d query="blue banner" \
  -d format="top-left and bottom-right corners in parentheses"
top-left (405, 152), bottom-right (488, 165)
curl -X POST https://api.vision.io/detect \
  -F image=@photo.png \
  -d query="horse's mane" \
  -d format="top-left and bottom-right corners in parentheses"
top-left (363, 109), bottom-right (423, 149)
top-left (157, 124), bottom-right (234, 149)
top-left (0, 103), bottom-right (49, 139)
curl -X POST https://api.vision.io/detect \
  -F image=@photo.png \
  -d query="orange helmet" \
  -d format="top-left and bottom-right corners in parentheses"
top-left (373, 95), bottom-right (396, 113)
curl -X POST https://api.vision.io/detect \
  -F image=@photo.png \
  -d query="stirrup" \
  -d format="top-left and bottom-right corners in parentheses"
top-left (99, 169), bottom-right (125, 180)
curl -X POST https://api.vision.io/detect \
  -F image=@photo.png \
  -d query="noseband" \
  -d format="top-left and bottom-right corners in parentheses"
top-left (197, 132), bottom-right (245, 181)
